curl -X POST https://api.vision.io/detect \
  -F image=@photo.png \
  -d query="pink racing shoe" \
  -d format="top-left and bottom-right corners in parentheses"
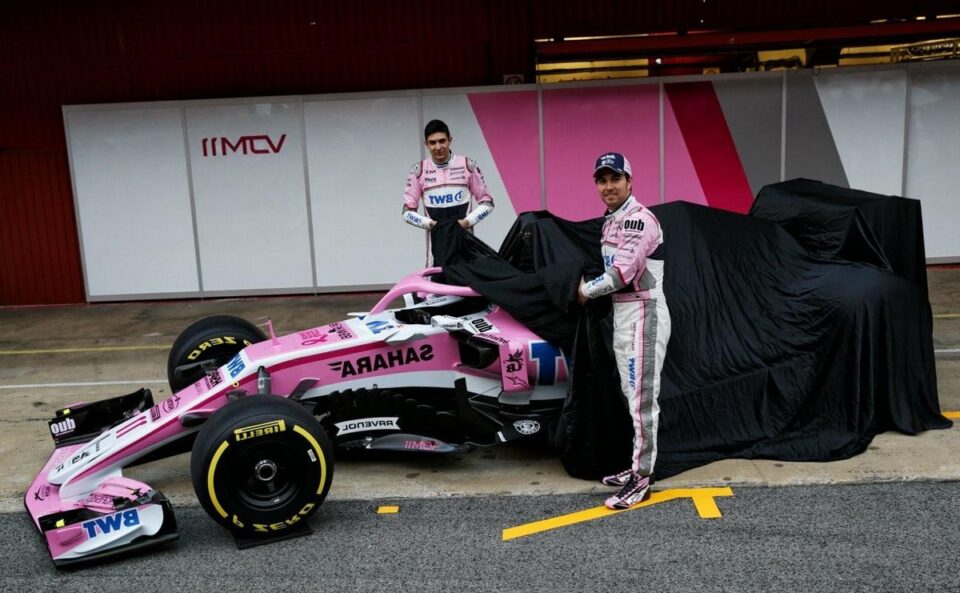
top-left (600, 469), bottom-right (634, 487)
top-left (605, 472), bottom-right (651, 510)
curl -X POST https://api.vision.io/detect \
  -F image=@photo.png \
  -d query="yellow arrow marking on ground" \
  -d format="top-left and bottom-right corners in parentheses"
top-left (943, 411), bottom-right (960, 420)
top-left (502, 487), bottom-right (733, 541)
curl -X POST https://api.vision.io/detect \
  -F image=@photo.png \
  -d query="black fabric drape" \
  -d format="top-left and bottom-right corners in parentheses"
top-left (431, 217), bottom-right (630, 478)
top-left (653, 199), bottom-right (948, 478)
top-left (426, 183), bottom-right (949, 480)
top-left (432, 218), bottom-right (589, 351)
top-left (553, 296), bottom-right (633, 478)
top-left (751, 178), bottom-right (930, 298)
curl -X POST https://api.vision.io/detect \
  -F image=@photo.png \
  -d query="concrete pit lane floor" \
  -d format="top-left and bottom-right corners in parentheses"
top-left (0, 267), bottom-right (957, 589)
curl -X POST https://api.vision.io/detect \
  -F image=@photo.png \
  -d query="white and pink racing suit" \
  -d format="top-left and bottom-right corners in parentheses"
top-left (580, 195), bottom-right (671, 477)
top-left (402, 154), bottom-right (495, 230)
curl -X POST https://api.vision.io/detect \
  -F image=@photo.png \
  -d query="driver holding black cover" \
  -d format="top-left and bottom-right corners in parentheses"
top-left (578, 152), bottom-right (671, 510)
top-left (402, 120), bottom-right (494, 235)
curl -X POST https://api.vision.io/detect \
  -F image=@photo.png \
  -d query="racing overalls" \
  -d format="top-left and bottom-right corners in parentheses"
top-left (580, 195), bottom-right (671, 477)
top-left (402, 153), bottom-right (494, 232)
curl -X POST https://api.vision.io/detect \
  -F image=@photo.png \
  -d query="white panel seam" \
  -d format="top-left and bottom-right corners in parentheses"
top-left (181, 106), bottom-right (204, 294)
top-left (299, 99), bottom-right (319, 294)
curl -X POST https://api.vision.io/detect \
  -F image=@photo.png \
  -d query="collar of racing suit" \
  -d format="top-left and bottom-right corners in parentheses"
top-left (431, 152), bottom-right (454, 168)
top-left (605, 194), bottom-right (637, 219)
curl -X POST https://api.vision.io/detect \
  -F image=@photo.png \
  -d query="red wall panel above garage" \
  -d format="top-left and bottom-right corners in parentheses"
top-left (0, 151), bottom-right (84, 305)
top-left (1, 0), bottom-right (957, 304)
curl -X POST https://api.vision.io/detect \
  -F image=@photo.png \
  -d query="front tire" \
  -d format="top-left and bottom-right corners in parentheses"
top-left (190, 395), bottom-right (334, 536)
top-left (167, 315), bottom-right (266, 392)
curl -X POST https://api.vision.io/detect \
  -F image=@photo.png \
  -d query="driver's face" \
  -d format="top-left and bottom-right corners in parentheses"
top-left (595, 170), bottom-right (632, 211)
top-left (426, 132), bottom-right (451, 164)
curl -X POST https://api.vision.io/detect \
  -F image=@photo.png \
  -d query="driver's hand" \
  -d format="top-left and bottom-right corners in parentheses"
top-left (428, 220), bottom-right (438, 230)
top-left (458, 218), bottom-right (471, 229)
top-left (577, 277), bottom-right (587, 305)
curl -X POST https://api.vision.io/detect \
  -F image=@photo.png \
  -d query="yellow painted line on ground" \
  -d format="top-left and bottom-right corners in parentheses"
top-left (943, 411), bottom-right (960, 420)
top-left (377, 505), bottom-right (400, 514)
top-left (502, 487), bottom-right (733, 541)
top-left (691, 493), bottom-right (724, 519)
top-left (933, 313), bottom-right (960, 319)
top-left (0, 345), bottom-right (171, 355)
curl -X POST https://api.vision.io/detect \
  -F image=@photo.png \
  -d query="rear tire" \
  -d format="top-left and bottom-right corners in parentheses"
top-left (190, 395), bottom-right (334, 536)
top-left (167, 315), bottom-right (266, 392)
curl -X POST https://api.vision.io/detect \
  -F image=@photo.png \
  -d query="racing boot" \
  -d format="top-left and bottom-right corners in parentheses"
top-left (600, 468), bottom-right (633, 487)
top-left (604, 472), bottom-right (651, 510)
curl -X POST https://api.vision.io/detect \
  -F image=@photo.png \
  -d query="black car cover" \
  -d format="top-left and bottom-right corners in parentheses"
top-left (432, 216), bottom-right (602, 351)
top-left (751, 178), bottom-right (933, 303)
top-left (430, 181), bottom-right (949, 480)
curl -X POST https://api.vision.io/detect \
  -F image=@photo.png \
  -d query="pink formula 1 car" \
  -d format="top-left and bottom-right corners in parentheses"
top-left (25, 269), bottom-right (570, 567)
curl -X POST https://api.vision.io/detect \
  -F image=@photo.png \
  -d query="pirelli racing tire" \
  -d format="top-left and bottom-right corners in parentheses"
top-left (190, 395), bottom-right (334, 536)
top-left (167, 315), bottom-right (266, 393)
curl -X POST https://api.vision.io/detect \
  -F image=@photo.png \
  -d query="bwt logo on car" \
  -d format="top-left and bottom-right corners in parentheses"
top-left (81, 509), bottom-right (140, 539)
top-left (427, 191), bottom-right (464, 205)
top-left (365, 320), bottom-right (394, 335)
top-left (530, 341), bottom-right (569, 385)
top-left (227, 354), bottom-right (245, 379)
top-left (201, 134), bottom-right (287, 157)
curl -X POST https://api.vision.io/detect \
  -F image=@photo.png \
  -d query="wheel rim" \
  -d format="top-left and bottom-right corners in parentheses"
top-left (232, 440), bottom-right (305, 511)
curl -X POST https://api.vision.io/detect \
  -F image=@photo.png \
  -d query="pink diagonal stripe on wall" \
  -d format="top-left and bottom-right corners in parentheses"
top-left (664, 82), bottom-right (754, 213)
top-left (468, 91), bottom-right (542, 216)
top-left (664, 94), bottom-right (708, 205)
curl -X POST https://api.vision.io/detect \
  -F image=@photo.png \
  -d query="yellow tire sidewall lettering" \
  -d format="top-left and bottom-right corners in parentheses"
top-left (233, 419), bottom-right (286, 442)
top-left (186, 336), bottom-right (247, 360)
top-left (256, 504), bottom-right (317, 532)
top-left (207, 440), bottom-right (231, 518)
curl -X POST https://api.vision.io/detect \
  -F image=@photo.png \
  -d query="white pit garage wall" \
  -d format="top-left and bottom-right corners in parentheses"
top-left (65, 61), bottom-right (960, 301)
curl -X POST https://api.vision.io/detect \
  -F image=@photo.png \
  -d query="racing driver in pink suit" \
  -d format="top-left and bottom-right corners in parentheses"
top-left (578, 152), bottom-right (671, 510)
top-left (402, 120), bottom-right (495, 250)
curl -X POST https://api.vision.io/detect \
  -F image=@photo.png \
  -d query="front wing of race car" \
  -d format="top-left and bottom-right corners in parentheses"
top-left (24, 389), bottom-right (179, 567)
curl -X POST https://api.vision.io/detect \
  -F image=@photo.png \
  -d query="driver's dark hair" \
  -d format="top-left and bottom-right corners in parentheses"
top-left (424, 119), bottom-right (450, 140)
